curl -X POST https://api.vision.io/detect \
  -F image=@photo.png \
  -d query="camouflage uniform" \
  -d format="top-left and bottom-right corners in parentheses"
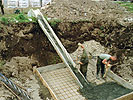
top-left (0, 0), bottom-right (4, 15)
top-left (80, 49), bottom-right (89, 79)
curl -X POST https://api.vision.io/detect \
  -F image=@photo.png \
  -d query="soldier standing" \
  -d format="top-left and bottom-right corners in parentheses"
top-left (78, 43), bottom-right (89, 79)
top-left (0, 0), bottom-right (4, 15)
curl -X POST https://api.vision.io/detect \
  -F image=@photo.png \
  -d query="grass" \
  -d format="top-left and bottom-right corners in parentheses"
top-left (0, 13), bottom-right (37, 24)
top-left (0, 13), bottom-right (60, 27)
top-left (49, 19), bottom-right (61, 27)
top-left (1, 17), bottom-right (9, 24)
top-left (116, 1), bottom-right (133, 13)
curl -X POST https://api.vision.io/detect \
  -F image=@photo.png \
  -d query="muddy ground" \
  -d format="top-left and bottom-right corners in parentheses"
top-left (0, 0), bottom-right (133, 99)
top-left (0, 20), bottom-right (132, 99)
top-left (0, 21), bottom-right (132, 75)
top-left (71, 41), bottom-right (132, 100)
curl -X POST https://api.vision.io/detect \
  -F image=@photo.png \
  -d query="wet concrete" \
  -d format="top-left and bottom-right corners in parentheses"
top-left (80, 82), bottom-right (132, 100)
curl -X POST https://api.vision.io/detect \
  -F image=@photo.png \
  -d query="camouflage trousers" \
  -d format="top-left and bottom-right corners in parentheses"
top-left (80, 64), bottom-right (88, 79)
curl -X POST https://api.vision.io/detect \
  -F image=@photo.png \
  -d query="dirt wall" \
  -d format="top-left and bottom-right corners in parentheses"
top-left (0, 20), bottom-right (132, 69)
top-left (0, 22), bottom-right (62, 66)
top-left (0, 18), bottom-right (132, 100)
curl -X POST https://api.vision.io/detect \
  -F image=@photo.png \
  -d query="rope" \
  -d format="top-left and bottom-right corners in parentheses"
top-left (0, 73), bottom-right (31, 100)
top-left (0, 81), bottom-right (21, 100)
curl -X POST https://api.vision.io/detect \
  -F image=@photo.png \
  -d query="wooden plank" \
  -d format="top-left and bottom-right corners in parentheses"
top-left (41, 67), bottom-right (86, 100)
top-left (114, 92), bottom-right (133, 100)
top-left (37, 63), bottom-right (66, 73)
top-left (89, 59), bottom-right (133, 90)
top-left (33, 67), bottom-right (58, 100)
top-left (32, 9), bottom-right (83, 89)
top-left (37, 10), bottom-right (75, 65)
top-left (37, 9), bottom-right (76, 67)
top-left (107, 70), bottom-right (133, 90)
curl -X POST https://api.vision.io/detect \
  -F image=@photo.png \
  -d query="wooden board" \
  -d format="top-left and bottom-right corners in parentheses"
top-left (37, 65), bottom-right (86, 100)
top-left (33, 67), bottom-right (58, 100)
top-left (107, 70), bottom-right (133, 90)
top-left (31, 9), bottom-right (83, 88)
top-left (114, 92), bottom-right (133, 100)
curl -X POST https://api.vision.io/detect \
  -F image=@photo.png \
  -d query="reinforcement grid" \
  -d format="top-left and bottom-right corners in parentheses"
top-left (42, 67), bottom-right (86, 100)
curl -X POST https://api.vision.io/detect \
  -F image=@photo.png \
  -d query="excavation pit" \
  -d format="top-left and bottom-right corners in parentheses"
top-left (0, 20), bottom-right (132, 99)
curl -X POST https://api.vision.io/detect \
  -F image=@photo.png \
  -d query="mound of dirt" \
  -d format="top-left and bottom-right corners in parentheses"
top-left (42, 0), bottom-right (133, 24)
top-left (0, 0), bottom-right (133, 99)
top-left (56, 21), bottom-right (133, 84)
top-left (0, 19), bottom-right (132, 83)
top-left (0, 21), bottom-right (132, 99)
top-left (0, 57), bottom-right (38, 80)
top-left (0, 23), bottom-right (62, 66)
top-left (0, 57), bottom-right (52, 100)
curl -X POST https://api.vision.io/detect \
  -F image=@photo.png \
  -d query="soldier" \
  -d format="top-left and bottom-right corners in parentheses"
top-left (78, 43), bottom-right (89, 79)
top-left (0, 0), bottom-right (4, 15)
top-left (96, 54), bottom-right (116, 79)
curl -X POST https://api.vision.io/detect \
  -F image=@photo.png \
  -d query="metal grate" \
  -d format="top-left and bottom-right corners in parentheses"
top-left (42, 68), bottom-right (86, 100)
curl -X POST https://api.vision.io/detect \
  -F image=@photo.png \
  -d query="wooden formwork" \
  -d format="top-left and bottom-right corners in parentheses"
top-left (34, 63), bottom-right (133, 100)
top-left (33, 66), bottom-right (58, 100)
top-left (114, 92), bottom-right (133, 100)
top-left (30, 9), bottom-right (133, 100)
top-left (33, 63), bottom-right (86, 100)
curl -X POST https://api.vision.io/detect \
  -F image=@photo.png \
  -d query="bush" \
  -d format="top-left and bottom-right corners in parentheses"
top-left (16, 14), bottom-right (26, 20)
top-left (1, 17), bottom-right (9, 25)
top-left (49, 19), bottom-right (61, 27)
top-left (15, 14), bottom-right (37, 23)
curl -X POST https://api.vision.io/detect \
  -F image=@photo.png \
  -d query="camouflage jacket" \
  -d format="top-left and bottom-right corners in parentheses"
top-left (80, 49), bottom-right (89, 66)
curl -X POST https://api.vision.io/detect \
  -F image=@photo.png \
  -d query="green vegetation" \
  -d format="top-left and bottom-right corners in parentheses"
top-left (116, 1), bottom-right (133, 13)
top-left (0, 13), bottom-right (60, 26)
top-left (0, 13), bottom-right (37, 24)
top-left (15, 13), bottom-right (37, 23)
top-left (49, 19), bottom-right (61, 27)
top-left (44, 15), bottom-right (48, 21)
top-left (0, 60), bottom-right (5, 68)
top-left (100, 26), bottom-right (104, 30)
top-left (1, 17), bottom-right (9, 24)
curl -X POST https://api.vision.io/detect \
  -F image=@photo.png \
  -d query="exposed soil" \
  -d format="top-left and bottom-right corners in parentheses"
top-left (0, 57), bottom-right (52, 100)
top-left (71, 41), bottom-right (132, 100)
top-left (0, 23), bottom-right (62, 66)
top-left (0, 20), bottom-right (132, 99)
top-left (0, 0), bottom-right (133, 99)
top-left (41, 0), bottom-right (133, 24)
